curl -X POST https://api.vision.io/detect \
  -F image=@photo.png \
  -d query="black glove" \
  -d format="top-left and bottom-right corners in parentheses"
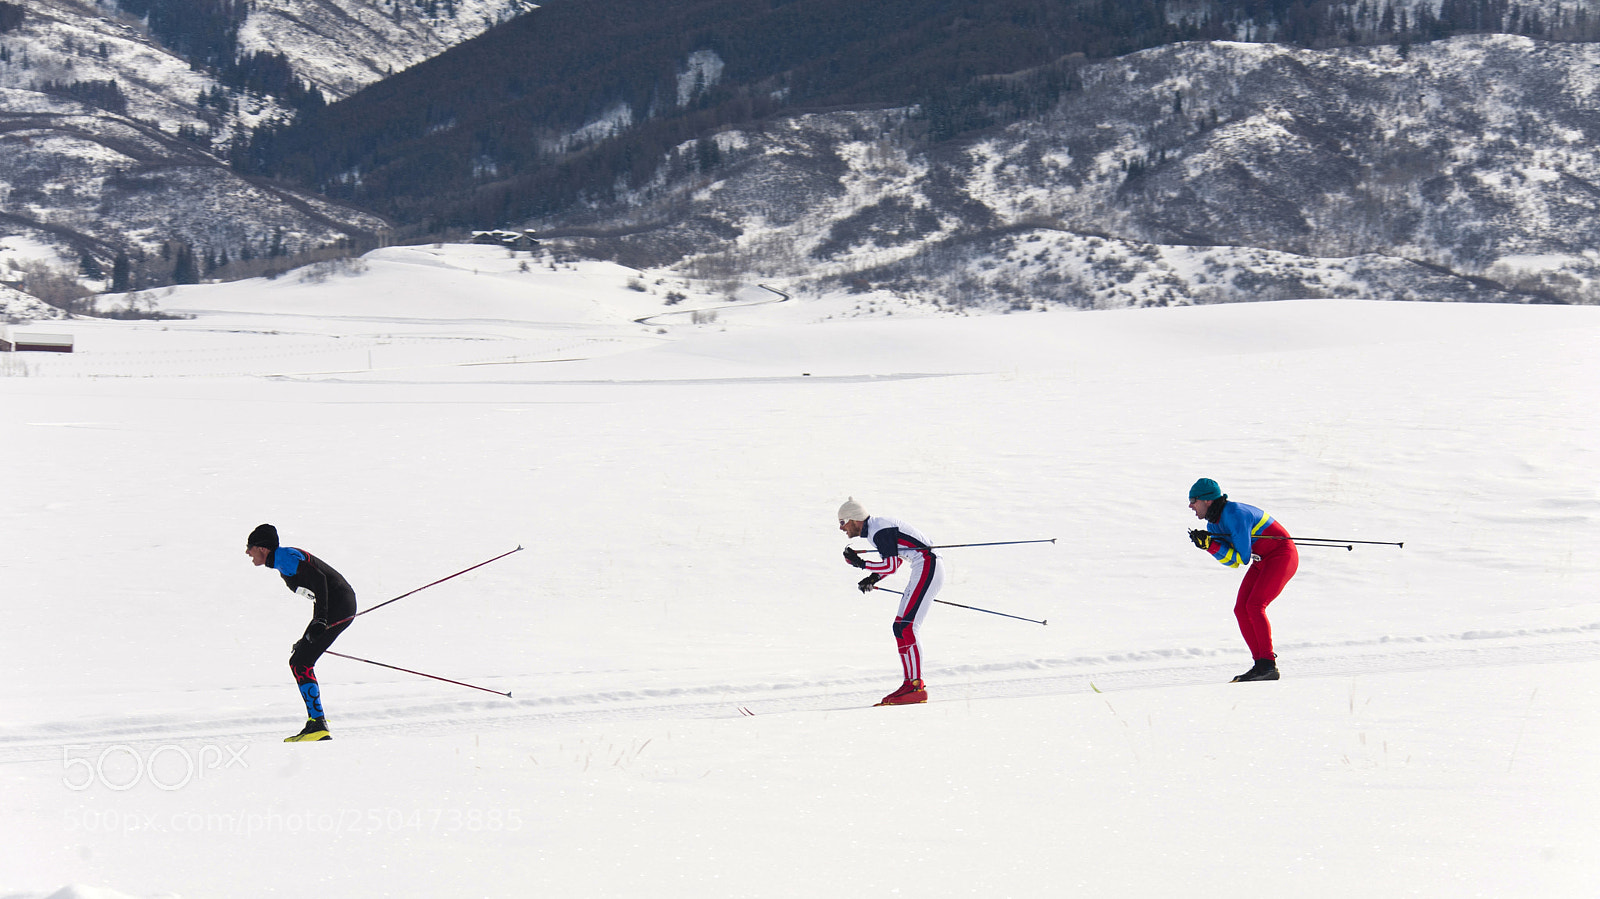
top-left (1188, 529), bottom-right (1212, 551)
top-left (305, 619), bottom-right (328, 639)
top-left (857, 573), bottom-right (884, 593)
top-left (843, 547), bottom-right (867, 568)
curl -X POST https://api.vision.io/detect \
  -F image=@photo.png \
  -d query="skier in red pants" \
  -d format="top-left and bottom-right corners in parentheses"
top-left (1186, 478), bottom-right (1299, 682)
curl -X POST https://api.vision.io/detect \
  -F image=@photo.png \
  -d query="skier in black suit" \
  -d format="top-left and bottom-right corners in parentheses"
top-left (246, 523), bottom-right (357, 742)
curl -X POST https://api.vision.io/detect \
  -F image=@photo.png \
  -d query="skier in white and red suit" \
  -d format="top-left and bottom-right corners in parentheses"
top-left (838, 497), bottom-right (945, 706)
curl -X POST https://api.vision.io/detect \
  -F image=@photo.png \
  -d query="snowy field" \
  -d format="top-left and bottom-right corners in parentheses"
top-left (2, 244), bottom-right (1597, 898)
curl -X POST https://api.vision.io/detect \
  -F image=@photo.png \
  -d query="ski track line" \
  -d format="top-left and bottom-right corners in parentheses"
top-left (3, 632), bottom-right (1596, 764)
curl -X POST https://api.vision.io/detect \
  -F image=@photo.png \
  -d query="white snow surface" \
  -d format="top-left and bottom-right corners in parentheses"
top-left (1, 244), bottom-right (1597, 897)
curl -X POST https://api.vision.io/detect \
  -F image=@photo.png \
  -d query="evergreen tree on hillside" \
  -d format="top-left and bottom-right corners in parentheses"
top-left (110, 250), bottom-right (132, 294)
top-left (0, 1), bottom-right (24, 33)
top-left (172, 243), bottom-right (200, 285)
top-left (113, 0), bottom-right (248, 69)
top-left (43, 79), bottom-right (129, 115)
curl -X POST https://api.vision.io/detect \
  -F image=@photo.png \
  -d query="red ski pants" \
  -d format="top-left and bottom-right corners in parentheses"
top-left (1233, 522), bottom-right (1298, 659)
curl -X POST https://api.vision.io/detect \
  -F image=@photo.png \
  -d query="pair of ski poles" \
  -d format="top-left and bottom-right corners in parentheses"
top-left (322, 546), bottom-right (525, 698)
top-left (1250, 534), bottom-right (1404, 551)
top-left (858, 538), bottom-right (1057, 626)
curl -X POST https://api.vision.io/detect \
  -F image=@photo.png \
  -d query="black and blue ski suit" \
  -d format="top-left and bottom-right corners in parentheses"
top-left (271, 547), bottom-right (357, 720)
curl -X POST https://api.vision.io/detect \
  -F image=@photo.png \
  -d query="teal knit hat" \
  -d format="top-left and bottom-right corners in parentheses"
top-left (1188, 478), bottom-right (1223, 501)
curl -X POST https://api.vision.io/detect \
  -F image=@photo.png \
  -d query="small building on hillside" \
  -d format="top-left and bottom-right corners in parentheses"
top-left (5, 332), bottom-right (75, 352)
top-left (471, 229), bottom-right (540, 250)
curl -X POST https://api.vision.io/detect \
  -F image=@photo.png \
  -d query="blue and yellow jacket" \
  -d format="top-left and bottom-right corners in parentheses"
top-left (1204, 501), bottom-right (1276, 568)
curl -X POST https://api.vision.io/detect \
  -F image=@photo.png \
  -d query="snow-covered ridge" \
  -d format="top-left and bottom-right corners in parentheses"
top-left (549, 33), bottom-right (1600, 310)
top-left (0, 0), bottom-right (528, 298)
top-left (237, 0), bottom-right (536, 100)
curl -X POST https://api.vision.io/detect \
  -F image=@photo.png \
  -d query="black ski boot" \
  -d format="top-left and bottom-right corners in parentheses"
top-left (1230, 658), bottom-right (1280, 682)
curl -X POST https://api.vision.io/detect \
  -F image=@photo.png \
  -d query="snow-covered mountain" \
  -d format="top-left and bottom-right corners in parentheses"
top-left (237, 0), bottom-right (536, 100)
top-left (8, 1), bottom-right (1600, 320)
top-left (543, 33), bottom-right (1600, 309)
top-left (0, 0), bottom-right (528, 315)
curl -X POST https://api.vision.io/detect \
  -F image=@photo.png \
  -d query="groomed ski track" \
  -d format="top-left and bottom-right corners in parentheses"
top-left (4, 626), bottom-right (1596, 765)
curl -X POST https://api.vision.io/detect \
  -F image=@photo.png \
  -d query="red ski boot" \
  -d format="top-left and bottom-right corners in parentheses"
top-left (875, 679), bottom-right (928, 706)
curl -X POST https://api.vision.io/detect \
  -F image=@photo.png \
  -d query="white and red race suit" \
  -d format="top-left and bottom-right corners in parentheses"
top-left (860, 516), bottom-right (944, 683)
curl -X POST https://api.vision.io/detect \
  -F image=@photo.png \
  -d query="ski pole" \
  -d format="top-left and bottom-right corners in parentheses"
top-left (861, 538), bottom-right (1056, 553)
top-left (1254, 535), bottom-right (1403, 548)
top-left (1290, 540), bottom-right (1355, 551)
top-left (1206, 537), bottom-right (1369, 552)
top-left (325, 650), bottom-right (512, 698)
top-left (873, 586), bottom-right (1047, 625)
top-left (327, 545), bottom-right (524, 629)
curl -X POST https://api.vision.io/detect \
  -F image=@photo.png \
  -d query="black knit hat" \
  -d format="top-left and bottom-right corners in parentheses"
top-left (247, 523), bottom-right (279, 551)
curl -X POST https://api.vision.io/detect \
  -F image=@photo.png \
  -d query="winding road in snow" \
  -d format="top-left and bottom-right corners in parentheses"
top-left (632, 283), bottom-right (789, 326)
